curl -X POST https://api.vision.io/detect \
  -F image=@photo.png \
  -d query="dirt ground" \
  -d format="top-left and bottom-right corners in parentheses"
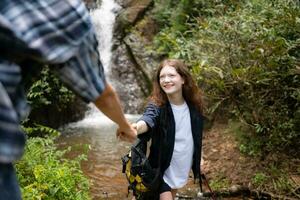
top-left (177, 123), bottom-right (300, 200)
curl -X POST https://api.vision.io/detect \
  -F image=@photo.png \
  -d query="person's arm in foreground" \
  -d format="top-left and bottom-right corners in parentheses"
top-left (94, 84), bottom-right (136, 142)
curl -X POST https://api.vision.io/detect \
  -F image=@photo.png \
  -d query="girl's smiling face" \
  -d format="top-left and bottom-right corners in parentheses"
top-left (159, 65), bottom-right (184, 96)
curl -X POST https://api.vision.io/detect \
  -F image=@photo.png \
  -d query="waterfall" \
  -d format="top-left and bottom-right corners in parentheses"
top-left (68, 0), bottom-right (139, 127)
top-left (79, 0), bottom-right (121, 122)
top-left (90, 0), bottom-right (121, 75)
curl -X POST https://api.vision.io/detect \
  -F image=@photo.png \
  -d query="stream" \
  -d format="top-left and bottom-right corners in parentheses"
top-left (57, 105), bottom-right (140, 199)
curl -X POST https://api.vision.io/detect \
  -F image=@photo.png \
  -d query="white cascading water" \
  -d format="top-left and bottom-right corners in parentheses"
top-left (72, 0), bottom-right (121, 127)
top-left (90, 0), bottom-right (120, 74)
top-left (68, 0), bottom-right (139, 127)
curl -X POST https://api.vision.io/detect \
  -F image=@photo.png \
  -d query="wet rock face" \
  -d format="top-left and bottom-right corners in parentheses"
top-left (110, 44), bottom-right (146, 114)
top-left (118, 0), bottom-right (153, 24)
top-left (115, 0), bottom-right (132, 8)
top-left (83, 0), bottom-right (100, 9)
top-left (110, 0), bottom-right (163, 114)
top-left (114, 0), bottom-right (153, 38)
top-left (123, 31), bottom-right (159, 83)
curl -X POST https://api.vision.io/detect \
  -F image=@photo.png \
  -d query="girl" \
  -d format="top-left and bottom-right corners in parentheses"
top-left (120, 59), bottom-right (204, 200)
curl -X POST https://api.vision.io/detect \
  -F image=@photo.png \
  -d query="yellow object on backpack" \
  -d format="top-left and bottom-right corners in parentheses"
top-left (121, 138), bottom-right (161, 197)
top-left (123, 151), bottom-right (148, 193)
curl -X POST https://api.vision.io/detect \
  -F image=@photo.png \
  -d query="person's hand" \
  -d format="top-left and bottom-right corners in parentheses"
top-left (116, 123), bottom-right (137, 143)
top-left (131, 123), bottom-right (138, 131)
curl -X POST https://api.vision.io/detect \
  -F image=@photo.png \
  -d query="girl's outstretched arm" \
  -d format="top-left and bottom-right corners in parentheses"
top-left (132, 120), bottom-right (148, 135)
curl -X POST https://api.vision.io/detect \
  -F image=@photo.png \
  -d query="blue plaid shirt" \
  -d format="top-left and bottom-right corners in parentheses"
top-left (0, 0), bottom-right (107, 163)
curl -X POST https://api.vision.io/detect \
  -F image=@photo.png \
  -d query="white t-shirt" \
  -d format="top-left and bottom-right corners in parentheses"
top-left (163, 102), bottom-right (194, 189)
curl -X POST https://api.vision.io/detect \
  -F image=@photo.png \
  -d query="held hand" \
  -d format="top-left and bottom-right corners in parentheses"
top-left (116, 123), bottom-right (137, 143)
top-left (131, 123), bottom-right (138, 131)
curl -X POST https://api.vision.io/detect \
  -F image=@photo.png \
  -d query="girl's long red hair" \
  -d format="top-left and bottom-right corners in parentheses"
top-left (150, 59), bottom-right (204, 114)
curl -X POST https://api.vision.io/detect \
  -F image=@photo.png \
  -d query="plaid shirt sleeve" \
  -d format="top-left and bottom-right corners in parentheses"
top-left (55, 30), bottom-right (107, 102)
top-left (0, 0), bottom-right (107, 163)
top-left (1, 0), bottom-right (107, 101)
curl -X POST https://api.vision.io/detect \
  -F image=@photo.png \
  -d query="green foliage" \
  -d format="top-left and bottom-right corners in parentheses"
top-left (153, 0), bottom-right (174, 27)
top-left (251, 166), bottom-right (294, 194)
top-left (153, 0), bottom-right (200, 31)
top-left (27, 66), bottom-right (75, 110)
top-left (209, 173), bottom-right (230, 190)
top-left (153, 0), bottom-right (243, 31)
top-left (16, 134), bottom-right (91, 200)
top-left (252, 172), bottom-right (268, 188)
top-left (153, 0), bottom-right (300, 155)
top-left (170, 0), bottom-right (197, 32)
top-left (268, 165), bottom-right (293, 193)
top-left (22, 123), bottom-right (60, 138)
top-left (228, 121), bottom-right (263, 156)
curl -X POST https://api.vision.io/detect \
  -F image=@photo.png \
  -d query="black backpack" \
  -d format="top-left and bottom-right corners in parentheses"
top-left (122, 137), bottom-right (161, 199)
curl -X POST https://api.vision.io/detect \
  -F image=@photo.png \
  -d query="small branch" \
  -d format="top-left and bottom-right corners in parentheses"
top-left (292, 186), bottom-right (300, 199)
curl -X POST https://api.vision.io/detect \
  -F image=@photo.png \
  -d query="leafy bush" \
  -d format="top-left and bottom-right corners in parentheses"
top-left (21, 124), bottom-right (60, 138)
top-left (25, 66), bottom-right (82, 128)
top-left (16, 133), bottom-right (91, 200)
top-left (153, 0), bottom-right (242, 31)
top-left (27, 66), bottom-right (75, 110)
top-left (153, 0), bottom-right (300, 155)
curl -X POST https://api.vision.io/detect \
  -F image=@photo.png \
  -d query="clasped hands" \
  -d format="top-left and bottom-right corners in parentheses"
top-left (116, 123), bottom-right (138, 143)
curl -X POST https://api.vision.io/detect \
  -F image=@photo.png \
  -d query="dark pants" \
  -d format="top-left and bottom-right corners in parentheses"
top-left (137, 180), bottom-right (171, 200)
top-left (0, 163), bottom-right (22, 200)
